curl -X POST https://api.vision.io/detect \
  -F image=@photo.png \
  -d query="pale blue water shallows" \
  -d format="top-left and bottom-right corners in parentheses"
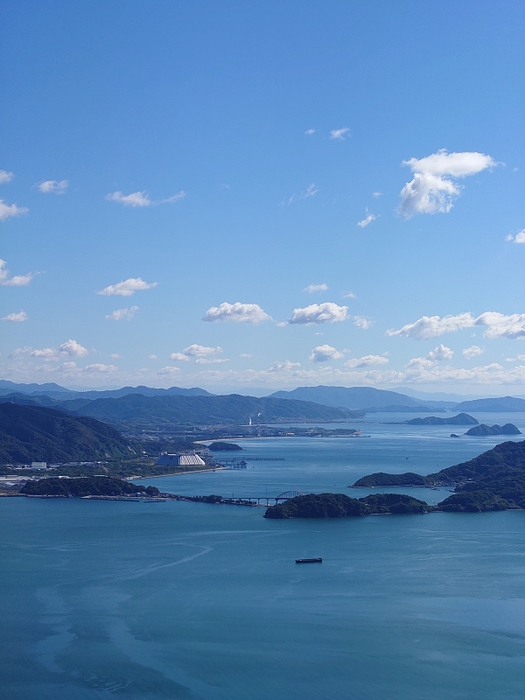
top-left (1, 414), bottom-right (524, 700)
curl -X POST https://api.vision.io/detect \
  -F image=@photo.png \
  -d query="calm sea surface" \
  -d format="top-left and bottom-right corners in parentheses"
top-left (1, 412), bottom-right (525, 699)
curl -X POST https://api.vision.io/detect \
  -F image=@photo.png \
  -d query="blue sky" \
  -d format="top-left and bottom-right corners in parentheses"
top-left (1, 0), bottom-right (524, 394)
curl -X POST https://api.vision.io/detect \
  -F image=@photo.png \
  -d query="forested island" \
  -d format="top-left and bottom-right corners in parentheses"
top-left (264, 492), bottom-right (431, 518)
top-left (350, 439), bottom-right (525, 513)
top-left (21, 476), bottom-right (160, 498)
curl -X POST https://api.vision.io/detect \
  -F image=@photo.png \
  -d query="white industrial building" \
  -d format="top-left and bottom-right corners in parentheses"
top-left (155, 453), bottom-right (206, 467)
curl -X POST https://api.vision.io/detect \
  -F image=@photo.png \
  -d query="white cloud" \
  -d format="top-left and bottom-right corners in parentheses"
top-left (506, 229), bottom-right (525, 244)
top-left (0, 259), bottom-right (35, 287)
top-left (1, 310), bottom-right (27, 322)
top-left (344, 354), bottom-right (389, 369)
top-left (0, 170), bottom-right (14, 184)
top-left (267, 360), bottom-right (301, 373)
top-left (240, 353), bottom-right (253, 358)
top-left (148, 354), bottom-right (157, 360)
top-left (342, 291), bottom-right (357, 299)
top-left (304, 283), bottom-right (328, 294)
top-left (353, 316), bottom-right (373, 329)
top-left (389, 311), bottom-right (525, 340)
top-left (106, 190), bottom-right (186, 207)
top-left (83, 363), bottom-right (118, 374)
top-left (97, 277), bottom-right (157, 296)
top-left (372, 191), bottom-right (383, 198)
top-left (475, 312), bottom-right (525, 339)
top-left (157, 366), bottom-right (181, 375)
top-left (106, 191), bottom-right (152, 207)
top-left (106, 306), bottom-right (139, 321)
top-left (17, 339), bottom-right (89, 362)
top-left (427, 344), bottom-right (454, 361)
top-left (463, 345), bottom-right (484, 359)
top-left (398, 149), bottom-right (496, 219)
top-left (305, 129), bottom-right (315, 135)
top-left (202, 302), bottom-right (271, 324)
top-left (357, 212), bottom-right (377, 228)
top-left (170, 344), bottom-right (225, 364)
top-left (38, 179), bottom-right (68, 194)
top-left (0, 199), bottom-right (28, 221)
top-left (309, 344), bottom-right (344, 363)
top-left (330, 128), bottom-right (350, 141)
top-left (109, 353), bottom-right (121, 359)
top-left (387, 313), bottom-right (476, 339)
top-left (288, 302), bottom-right (349, 325)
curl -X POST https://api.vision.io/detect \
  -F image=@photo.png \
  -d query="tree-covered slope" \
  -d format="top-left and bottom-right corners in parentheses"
top-left (264, 492), bottom-right (431, 518)
top-left (59, 393), bottom-right (359, 428)
top-left (352, 440), bottom-right (525, 512)
top-left (0, 403), bottom-right (138, 463)
top-left (21, 476), bottom-right (159, 497)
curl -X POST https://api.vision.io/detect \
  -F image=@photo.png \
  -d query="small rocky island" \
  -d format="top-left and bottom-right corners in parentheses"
top-left (264, 492), bottom-right (431, 519)
top-left (404, 413), bottom-right (478, 426)
top-left (463, 423), bottom-right (520, 436)
top-left (207, 441), bottom-right (243, 451)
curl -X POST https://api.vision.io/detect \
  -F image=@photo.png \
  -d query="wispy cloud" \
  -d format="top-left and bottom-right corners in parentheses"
top-left (353, 316), bottom-right (373, 329)
top-left (288, 302), bottom-right (349, 325)
top-left (157, 366), bottom-right (181, 375)
top-left (506, 229), bottom-right (525, 244)
top-left (0, 170), bottom-right (14, 184)
top-left (170, 344), bottom-right (227, 364)
top-left (106, 306), bottom-right (139, 321)
top-left (342, 291), bottom-right (357, 299)
top-left (106, 190), bottom-right (186, 207)
top-left (1, 310), bottom-right (27, 322)
top-left (97, 277), bottom-right (157, 297)
top-left (357, 211), bottom-right (377, 228)
top-left (0, 200), bottom-right (28, 221)
top-left (310, 344), bottom-right (344, 363)
top-left (387, 313), bottom-right (476, 339)
top-left (304, 283), bottom-right (328, 294)
top-left (330, 127), bottom-right (350, 141)
top-left (463, 345), bottom-right (484, 359)
top-left (372, 191), bottom-right (383, 198)
top-left (38, 179), bottom-right (68, 194)
top-left (345, 354), bottom-right (388, 369)
top-left (0, 259), bottom-right (35, 286)
top-left (398, 149), bottom-right (496, 219)
top-left (304, 129), bottom-right (315, 135)
top-left (82, 363), bottom-right (118, 374)
top-left (388, 311), bottom-right (525, 340)
top-left (282, 183), bottom-right (319, 206)
top-left (202, 302), bottom-right (271, 324)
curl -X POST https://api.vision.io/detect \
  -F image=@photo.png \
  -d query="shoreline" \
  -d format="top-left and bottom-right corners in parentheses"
top-left (129, 466), bottom-right (226, 480)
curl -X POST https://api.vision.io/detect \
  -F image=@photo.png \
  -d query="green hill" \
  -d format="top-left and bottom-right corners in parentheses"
top-left (352, 440), bottom-right (525, 512)
top-left (58, 393), bottom-right (359, 429)
top-left (0, 403), bottom-right (139, 464)
top-left (453, 396), bottom-right (525, 412)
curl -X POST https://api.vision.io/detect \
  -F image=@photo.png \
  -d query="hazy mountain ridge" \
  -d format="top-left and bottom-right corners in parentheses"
top-left (56, 393), bottom-right (360, 428)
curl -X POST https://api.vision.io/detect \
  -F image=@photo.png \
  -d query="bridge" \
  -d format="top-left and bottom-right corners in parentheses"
top-left (165, 490), bottom-right (306, 507)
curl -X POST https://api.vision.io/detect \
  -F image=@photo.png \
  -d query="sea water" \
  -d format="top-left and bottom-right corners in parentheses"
top-left (1, 412), bottom-right (524, 699)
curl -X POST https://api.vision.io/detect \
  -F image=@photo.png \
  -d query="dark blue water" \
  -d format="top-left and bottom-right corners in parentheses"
top-left (1, 413), bottom-right (524, 699)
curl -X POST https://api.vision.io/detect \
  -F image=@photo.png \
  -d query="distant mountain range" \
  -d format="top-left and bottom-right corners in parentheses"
top-left (453, 396), bottom-right (525, 412)
top-left (0, 380), bottom-right (212, 400)
top-left (269, 386), bottom-right (452, 411)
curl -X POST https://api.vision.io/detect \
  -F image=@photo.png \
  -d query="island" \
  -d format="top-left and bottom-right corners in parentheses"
top-left (21, 476), bottom-right (160, 498)
top-left (404, 413), bottom-right (478, 426)
top-left (207, 441), bottom-right (243, 451)
top-left (350, 439), bottom-right (525, 512)
top-left (264, 492), bottom-right (431, 519)
top-left (463, 423), bottom-right (521, 436)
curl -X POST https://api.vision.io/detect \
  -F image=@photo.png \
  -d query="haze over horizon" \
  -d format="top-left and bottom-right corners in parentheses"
top-left (1, 1), bottom-right (524, 395)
